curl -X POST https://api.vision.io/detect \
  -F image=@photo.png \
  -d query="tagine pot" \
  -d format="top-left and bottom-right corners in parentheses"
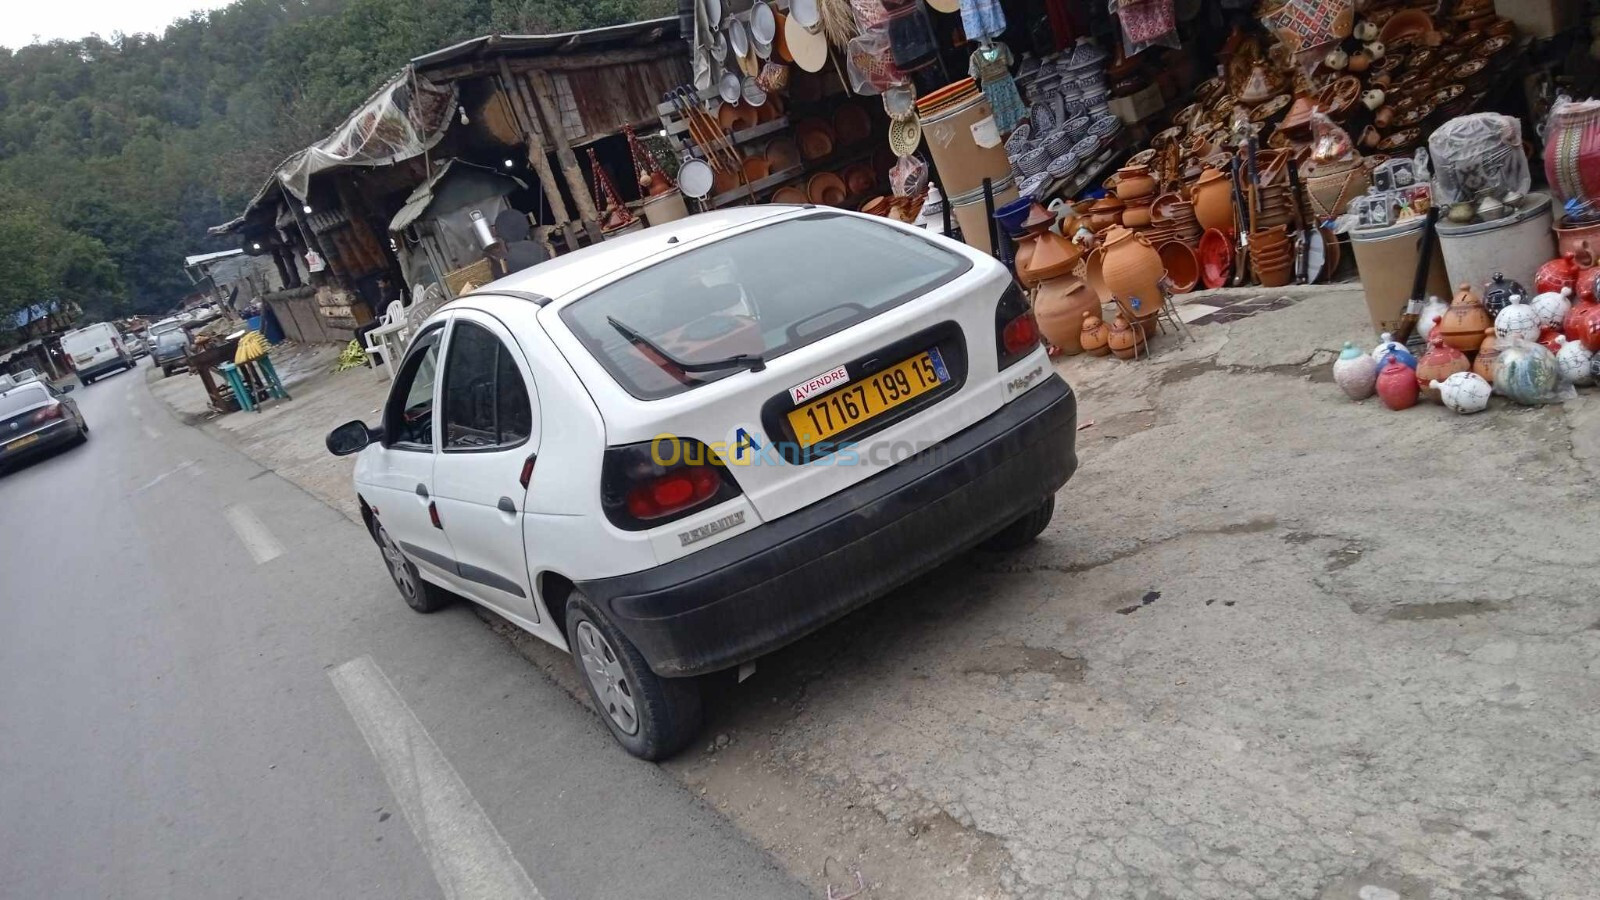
top-left (1534, 254), bottom-right (1581, 297)
top-left (1472, 328), bottom-right (1500, 383)
top-left (1033, 276), bottom-right (1100, 354)
top-left (1439, 283), bottom-right (1492, 352)
top-left (1100, 227), bottom-right (1164, 327)
top-left (1332, 341), bottom-right (1378, 400)
top-left (1376, 357), bottom-right (1420, 410)
top-left (1080, 313), bottom-right (1112, 356)
top-left (1107, 314), bottom-right (1146, 359)
top-left (1014, 236), bottom-right (1041, 287)
top-left (1414, 324), bottom-right (1469, 403)
top-left (1191, 168), bottom-right (1234, 233)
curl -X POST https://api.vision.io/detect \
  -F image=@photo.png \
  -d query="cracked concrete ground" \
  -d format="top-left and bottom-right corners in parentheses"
top-left (150, 288), bottom-right (1600, 899)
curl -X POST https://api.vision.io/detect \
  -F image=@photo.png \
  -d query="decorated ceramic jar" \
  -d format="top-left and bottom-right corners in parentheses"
top-left (1033, 276), bottom-right (1099, 353)
top-left (1482, 272), bottom-right (1527, 316)
top-left (1472, 328), bottom-right (1500, 384)
top-left (1555, 335), bottom-right (1596, 386)
top-left (1432, 372), bottom-right (1492, 414)
top-left (1107, 314), bottom-right (1145, 359)
top-left (1534, 254), bottom-right (1581, 297)
top-left (1418, 296), bottom-right (1450, 342)
top-left (1080, 313), bottom-right (1111, 356)
top-left (1371, 332), bottom-right (1417, 370)
top-left (1333, 341), bottom-right (1378, 400)
top-left (1440, 283), bottom-right (1493, 352)
top-left (1538, 326), bottom-right (1565, 356)
top-left (1414, 326), bottom-right (1469, 403)
top-left (1565, 297), bottom-right (1600, 351)
top-left (1531, 287), bottom-right (1574, 330)
top-left (1493, 294), bottom-right (1541, 342)
top-left (1493, 337), bottom-right (1559, 405)
top-left (1376, 357), bottom-right (1420, 410)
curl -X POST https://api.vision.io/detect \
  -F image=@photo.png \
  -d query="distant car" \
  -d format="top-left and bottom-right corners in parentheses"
top-left (151, 328), bottom-right (191, 377)
top-left (326, 208), bottom-right (1078, 759)
top-left (121, 332), bottom-right (151, 358)
top-left (0, 382), bottom-right (88, 471)
top-left (60, 322), bottom-right (134, 385)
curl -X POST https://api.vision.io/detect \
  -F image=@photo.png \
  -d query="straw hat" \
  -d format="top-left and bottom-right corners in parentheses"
top-left (785, 9), bottom-right (829, 73)
top-left (925, 0), bottom-right (959, 11)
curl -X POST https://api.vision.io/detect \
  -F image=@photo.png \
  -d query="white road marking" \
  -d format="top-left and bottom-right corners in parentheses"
top-left (223, 504), bottom-right (283, 564)
top-left (142, 424), bottom-right (162, 440)
top-left (133, 460), bottom-right (197, 494)
top-left (329, 657), bottom-right (543, 900)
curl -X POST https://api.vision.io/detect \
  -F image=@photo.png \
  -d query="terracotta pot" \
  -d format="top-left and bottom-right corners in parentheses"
top-left (1014, 235), bottom-right (1040, 287)
top-left (1100, 227), bottom-right (1164, 325)
top-left (1439, 283), bottom-right (1492, 352)
top-left (1554, 220), bottom-right (1600, 261)
top-left (1301, 160), bottom-right (1370, 218)
top-left (1034, 276), bottom-right (1101, 354)
top-left (1472, 328), bottom-right (1499, 383)
top-left (1564, 298), bottom-right (1600, 347)
top-left (1414, 330), bottom-right (1469, 402)
top-left (1121, 204), bottom-right (1153, 228)
top-left (1535, 253), bottom-right (1582, 296)
top-left (1115, 165), bottom-right (1158, 201)
top-left (1107, 315), bottom-right (1146, 359)
top-left (1085, 248), bottom-right (1109, 302)
top-left (1023, 230), bottom-right (1082, 284)
top-left (1080, 313), bottom-right (1112, 356)
top-left (1191, 168), bottom-right (1234, 233)
top-left (1158, 241), bottom-right (1199, 293)
top-left (1376, 357), bottom-right (1420, 410)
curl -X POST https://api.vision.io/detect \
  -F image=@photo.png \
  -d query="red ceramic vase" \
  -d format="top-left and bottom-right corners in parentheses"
top-left (1414, 329), bottom-right (1469, 403)
top-left (1376, 357), bottom-right (1420, 410)
top-left (1535, 253), bottom-right (1582, 296)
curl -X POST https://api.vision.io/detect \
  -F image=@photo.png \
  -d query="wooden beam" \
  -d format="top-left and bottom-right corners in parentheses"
top-left (496, 57), bottom-right (580, 250)
top-left (526, 68), bottom-right (604, 243)
top-left (423, 46), bottom-right (678, 86)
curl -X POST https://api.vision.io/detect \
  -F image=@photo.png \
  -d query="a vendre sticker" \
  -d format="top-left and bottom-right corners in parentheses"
top-left (789, 365), bottom-right (851, 404)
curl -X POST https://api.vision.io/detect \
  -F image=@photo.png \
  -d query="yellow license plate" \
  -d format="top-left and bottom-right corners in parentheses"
top-left (7, 434), bottom-right (39, 450)
top-left (787, 349), bottom-right (949, 448)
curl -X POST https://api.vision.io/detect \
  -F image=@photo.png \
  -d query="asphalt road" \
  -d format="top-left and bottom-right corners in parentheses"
top-left (0, 364), bottom-right (809, 900)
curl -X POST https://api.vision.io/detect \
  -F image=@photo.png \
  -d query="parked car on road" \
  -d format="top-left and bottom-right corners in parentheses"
top-left (121, 331), bottom-right (150, 358)
top-left (326, 208), bottom-right (1078, 759)
top-left (60, 322), bottom-right (134, 385)
top-left (0, 381), bottom-right (87, 471)
top-left (150, 324), bottom-right (191, 376)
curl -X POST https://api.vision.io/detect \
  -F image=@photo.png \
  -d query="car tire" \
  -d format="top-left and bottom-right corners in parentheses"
top-left (373, 522), bottom-right (450, 613)
top-left (161, 367), bottom-right (172, 378)
top-left (980, 495), bottom-right (1055, 551)
top-left (566, 592), bottom-right (703, 761)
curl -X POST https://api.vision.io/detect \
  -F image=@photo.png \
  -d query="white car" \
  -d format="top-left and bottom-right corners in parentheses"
top-left (327, 208), bottom-right (1078, 759)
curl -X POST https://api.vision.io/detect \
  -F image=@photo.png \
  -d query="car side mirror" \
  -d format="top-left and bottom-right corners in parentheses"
top-left (326, 420), bottom-right (379, 456)
top-left (59, 384), bottom-right (75, 394)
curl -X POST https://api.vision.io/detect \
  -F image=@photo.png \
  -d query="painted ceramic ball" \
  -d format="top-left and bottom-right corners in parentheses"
top-left (1494, 340), bottom-right (1559, 405)
top-left (1493, 300), bottom-right (1541, 342)
top-left (1555, 336), bottom-right (1595, 386)
top-left (1370, 333), bottom-right (1417, 370)
top-left (1432, 371), bottom-right (1492, 414)
top-left (1481, 272), bottom-right (1526, 316)
top-left (1333, 341), bottom-right (1378, 400)
top-left (1530, 288), bottom-right (1573, 330)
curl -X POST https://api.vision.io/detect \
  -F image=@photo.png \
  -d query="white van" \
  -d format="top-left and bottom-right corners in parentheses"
top-left (61, 322), bottom-right (134, 385)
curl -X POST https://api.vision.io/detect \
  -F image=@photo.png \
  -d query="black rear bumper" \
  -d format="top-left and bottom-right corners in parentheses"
top-left (576, 375), bottom-right (1078, 678)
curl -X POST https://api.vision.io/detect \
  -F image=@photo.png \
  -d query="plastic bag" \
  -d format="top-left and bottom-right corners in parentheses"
top-left (890, 155), bottom-right (929, 197)
top-left (1110, 0), bottom-right (1181, 55)
top-left (1428, 113), bottom-right (1529, 207)
top-left (845, 29), bottom-right (903, 96)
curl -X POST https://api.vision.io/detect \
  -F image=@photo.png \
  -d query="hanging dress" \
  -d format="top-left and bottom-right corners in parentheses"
top-left (959, 0), bottom-right (1008, 41)
top-left (970, 41), bottom-right (1025, 136)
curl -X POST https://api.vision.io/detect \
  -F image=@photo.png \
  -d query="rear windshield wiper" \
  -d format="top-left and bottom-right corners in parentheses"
top-left (606, 316), bottom-right (765, 374)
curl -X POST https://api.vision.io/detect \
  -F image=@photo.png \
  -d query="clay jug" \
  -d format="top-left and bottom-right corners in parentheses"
top-left (1114, 165), bottom-right (1157, 201)
top-left (1472, 328), bottom-right (1499, 384)
top-left (1414, 323), bottom-right (1469, 403)
top-left (1107, 314), bottom-right (1145, 359)
top-left (1080, 313), bottom-right (1111, 356)
top-left (1376, 357), bottom-right (1420, 410)
top-left (1100, 227), bottom-right (1164, 326)
top-left (1034, 276), bottom-right (1100, 354)
top-left (1191, 168), bottom-right (1233, 233)
top-left (1439, 283), bottom-right (1491, 352)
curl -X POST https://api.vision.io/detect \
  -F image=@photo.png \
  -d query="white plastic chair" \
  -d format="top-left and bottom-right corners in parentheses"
top-left (363, 300), bottom-right (409, 378)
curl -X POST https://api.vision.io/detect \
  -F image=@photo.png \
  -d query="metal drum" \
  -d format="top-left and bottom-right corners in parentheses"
top-left (949, 176), bottom-right (1018, 256)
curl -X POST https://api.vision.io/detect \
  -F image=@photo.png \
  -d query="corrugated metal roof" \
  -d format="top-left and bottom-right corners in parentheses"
top-left (388, 159), bottom-right (527, 232)
top-left (410, 18), bottom-right (680, 72)
top-left (185, 249), bottom-right (246, 266)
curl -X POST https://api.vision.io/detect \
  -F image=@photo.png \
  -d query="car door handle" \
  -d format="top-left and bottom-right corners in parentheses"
top-left (497, 496), bottom-right (517, 514)
top-left (415, 483), bottom-right (429, 498)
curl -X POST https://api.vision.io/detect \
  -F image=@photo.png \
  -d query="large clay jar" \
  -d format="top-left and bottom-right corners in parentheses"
top-left (1114, 164), bottom-right (1157, 201)
top-left (1376, 357), bottom-right (1420, 410)
top-left (1191, 168), bottom-right (1234, 233)
top-left (1472, 328), bottom-right (1500, 384)
top-left (1034, 277), bottom-right (1100, 354)
top-left (1439, 283), bottom-right (1492, 352)
top-left (1414, 326), bottom-right (1469, 403)
top-left (1107, 314), bottom-right (1145, 359)
top-left (1100, 227), bottom-right (1164, 327)
top-left (1080, 313), bottom-right (1112, 356)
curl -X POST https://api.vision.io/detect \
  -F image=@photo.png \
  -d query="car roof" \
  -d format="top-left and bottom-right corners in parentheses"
top-left (473, 206), bottom-right (798, 303)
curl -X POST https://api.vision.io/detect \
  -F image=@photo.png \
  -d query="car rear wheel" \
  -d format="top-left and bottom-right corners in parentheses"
top-left (374, 522), bottom-right (449, 613)
top-left (980, 495), bottom-right (1055, 551)
top-left (566, 592), bottom-right (702, 761)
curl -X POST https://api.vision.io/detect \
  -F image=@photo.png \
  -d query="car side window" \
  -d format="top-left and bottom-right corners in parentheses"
top-left (441, 322), bottom-right (532, 451)
top-left (383, 326), bottom-right (444, 450)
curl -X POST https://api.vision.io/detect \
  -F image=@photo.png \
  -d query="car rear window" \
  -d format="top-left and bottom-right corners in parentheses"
top-left (0, 386), bottom-right (47, 417)
top-left (559, 213), bottom-right (970, 400)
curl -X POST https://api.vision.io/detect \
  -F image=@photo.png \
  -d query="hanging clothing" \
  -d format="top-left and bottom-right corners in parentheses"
top-left (969, 42), bottom-right (1025, 136)
top-left (959, 0), bottom-right (1007, 41)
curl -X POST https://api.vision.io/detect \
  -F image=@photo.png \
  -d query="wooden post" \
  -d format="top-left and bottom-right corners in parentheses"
top-left (496, 58), bottom-right (582, 250)
top-left (526, 68), bottom-right (604, 243)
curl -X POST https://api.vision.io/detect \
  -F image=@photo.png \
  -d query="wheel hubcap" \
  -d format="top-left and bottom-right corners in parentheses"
top-left (575, 621), bottom-right (638, 735)
top-left (379, 529), bottom-right (415, 598)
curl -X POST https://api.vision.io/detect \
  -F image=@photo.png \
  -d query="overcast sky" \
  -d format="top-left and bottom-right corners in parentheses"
top-left (1, 0), bottom-right (234, 49)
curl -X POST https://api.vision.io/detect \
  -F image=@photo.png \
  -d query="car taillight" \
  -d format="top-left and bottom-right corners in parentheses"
top-left (31, 404), bottom-right (63, 423)
top-left (995, 282), bottom-right (1041, 369)
top-left (601, 436), bottom-right (742, 531)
